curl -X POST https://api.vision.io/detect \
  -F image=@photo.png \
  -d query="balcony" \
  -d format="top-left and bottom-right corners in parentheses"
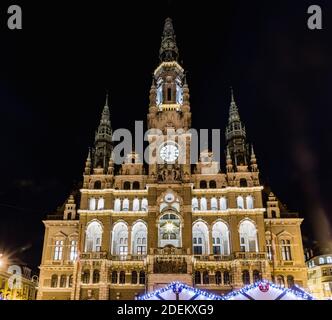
top-left (111, 255), bottom-right (146, 261)
top-left (233, 252), bottom-right (267, 260)
top-left (80, 252), bottom-right (109, 260)
top-left (194, 255), bottom-right (232, 262)
top-left (152, 248), bottom-right (188, 255)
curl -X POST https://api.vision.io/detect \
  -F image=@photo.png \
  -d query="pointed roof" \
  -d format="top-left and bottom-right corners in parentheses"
top-left (159, 17), bottom-right (179, 62)
top-left (228, 87), bottom-right (241, 124)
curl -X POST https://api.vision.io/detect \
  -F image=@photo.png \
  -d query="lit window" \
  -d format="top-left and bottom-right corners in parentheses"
top-left (246, 195), bottom-right (254, 209)
top-left (89, 198), bottom-right (96, 211)
top-left (237, 196), bottom-right (244, 209)
top-left (210, 197), bottom-right (218, 210)
top-left (281, 240), bottom-right (292, 261)
top-left (239, 220), bottom-right (258, 252)
top-left (70, 240), bottom-right (78, 261)
top-left (54, 240), bottom-right (64, 260)
top-left (97, 198), bottom-right (104, 210)
top-left (319, 257), bottom-right (325, 264)
top-left (220, 197), bottom-right (227, 211)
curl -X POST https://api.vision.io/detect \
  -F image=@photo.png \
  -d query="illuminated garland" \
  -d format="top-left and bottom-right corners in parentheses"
top-left (222, 280), bottom-right (315, 300)
top-left (138, 280), bottom-right (315, 300)
top-left (138, 281), bottom-right (223, 300)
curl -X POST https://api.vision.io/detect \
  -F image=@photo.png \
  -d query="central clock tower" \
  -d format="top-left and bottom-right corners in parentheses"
top-left (147, 18), bottom-right (192, 183)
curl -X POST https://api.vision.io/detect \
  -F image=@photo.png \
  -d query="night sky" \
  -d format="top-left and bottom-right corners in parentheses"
top-left (0, 0), bottom-right (331, 270)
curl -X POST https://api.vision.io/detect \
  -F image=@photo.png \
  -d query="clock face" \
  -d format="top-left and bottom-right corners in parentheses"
top-left (160, 143), bottom-right (179, 163)
top-left (165, 193), bottom-right (175, 203)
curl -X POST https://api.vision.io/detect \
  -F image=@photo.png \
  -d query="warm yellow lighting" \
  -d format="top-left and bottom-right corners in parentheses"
top-left (165, 222), bottom-right (174, 232)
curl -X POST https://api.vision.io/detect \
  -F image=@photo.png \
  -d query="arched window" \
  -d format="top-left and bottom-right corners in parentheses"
top-left (212, 221), bottom-right (230, 255)
top-left (253, 270), bottom-right (261, 283)
top-left (54, 240), bottom-right (64, 260)
top-left (97, 198), bottom-right (104, 210)
top-left (51, 275), bottom-right (58, 288)
top-left (131, 271), bottom-right (138, 284)
top-left (111, 271), bottom-right (118, 284)
top-left (132, 222), bottom-right (147, 255)
top-left (327, 256), bottom-right (332, 263)
top-left (112, 222), bottom-right (128, 256)
top-left (203, 271), bottom-right (209, 284)
top-left (200, 180), bottom-right (207, 189)
top-left (133, 198), bottom-right (140, 211)
top-left (209, 180), bottom-right (217, 188)
top-left (223, 271), bottom-right (230, 285)
top-left (210, 197), bottom-right (218, 210)
top-left (246, 195), bottom-right (254, 209)
top-left (89, 198), bottom-right (96, 211)
top-left (237, 196), bottom-right (244, 209)
top-left (114, 198), bottom-right (121, 211)
top-left (277, 275), bottom-right (285, 287)
top-left (200, 197), bottom-right (207, 211)
top-left (242, 270), bottom-right (250, 285)
top-left (93, 270), bottom-right (100, 283)
top-left (94, 181), bottom-right (102, 189)
top-left (271, 210), bottom-right (277, 218)
top-left (215, 271), bottom-right (222, 285)
top-left (281, 240), bottom-right (292, 261)
top-left (240, 178), bottom-right (247, 187)
top-left (319, 257), bottom-right (325, 264)
top-left (60, 275), bottom-right (66, 288)
top-left (133, 181), bottom-right (140, 190)
top-left (141, 198), bottom-right (148, 212)
top-left (85, 221), bottom-right (103, 252)
top-left (194, 271), bottom-right (201, 284)
top-left (159, 212), bottom-right (181, 247)
top-left (124, 181), bottom-right (131, 190)
top-left (139, 271), bottom-right (146, 285)
top-left (82, 270), bottom-right (90, 284)
top-left (192, 197), bottom-right (199, 211)
top-left (192, 222), bottom-right (209, 255)
top-left (239, 220), bottom-right (258, 252)
top-left (220, 197), bottom-right (227, 211)
top-left (119, 271), bottom-right (126, 284)
top-left (122, 198), bottom-right (129, 211)
top-left (287, 275), bottom-right (295, 288)
top-left (68, 275), bottom-right (73, 288)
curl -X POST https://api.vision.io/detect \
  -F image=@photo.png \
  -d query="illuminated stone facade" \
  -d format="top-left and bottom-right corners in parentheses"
top-left (307, 254), bottom-right (332, 299)
top-left (37, 18), bottom-right (307, 300)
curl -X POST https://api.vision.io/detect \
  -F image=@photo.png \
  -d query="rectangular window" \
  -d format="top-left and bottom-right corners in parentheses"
top-left (194, 246), bottom-right (203, 255)
top-left (54, 240), bottom-right (63, 260)
top-left (213, 246), bottom-right (221, 255)
top-left (266, 240), bottom-right (272, 260)
top-left (70, 240), bottom-right (78, 261)
top-left (137, 246), bottom-right (146, 255)
top-left (282, 242), bottom-right (292, 261)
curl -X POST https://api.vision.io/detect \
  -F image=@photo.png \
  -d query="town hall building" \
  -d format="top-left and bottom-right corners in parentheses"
top-left (37, 18), bottom-right (307, 300)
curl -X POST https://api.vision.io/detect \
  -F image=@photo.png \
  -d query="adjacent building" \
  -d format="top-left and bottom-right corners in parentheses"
top-left (37, 18), bottom-right (308, 300)
top-left (307, 254), bottom-right (332, 299)
top-left (0, 264), bottom-right (37, 300)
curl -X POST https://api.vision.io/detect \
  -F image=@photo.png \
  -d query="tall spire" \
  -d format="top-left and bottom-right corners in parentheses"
top-left (228, 87), bottom-right (241, 124)
top-left (159, 17), bottom-right (179, 62)
top-left (93, 93), bottom-right (113, 171)
top-left (225, 87), bottom-right (248, 168)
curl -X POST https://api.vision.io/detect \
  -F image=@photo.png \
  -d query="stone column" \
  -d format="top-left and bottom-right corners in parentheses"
top-left (208, 225), bottom-right (213, 255)
top-left (128, 225), bottom-right (132, 256)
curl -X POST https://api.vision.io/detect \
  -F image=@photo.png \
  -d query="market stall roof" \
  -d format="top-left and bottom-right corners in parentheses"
top-left (139, 281), bottom-right (314, 301)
